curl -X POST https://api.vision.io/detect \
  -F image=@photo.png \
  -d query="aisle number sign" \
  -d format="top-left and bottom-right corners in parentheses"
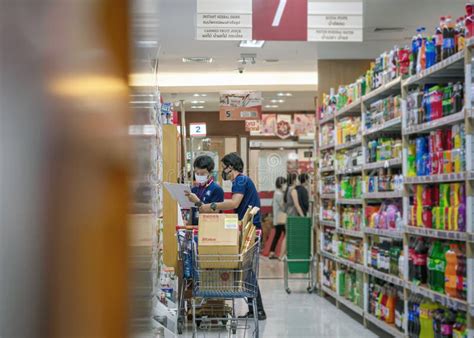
top-left (190, 123), bottom-right (207, 137)
top-left (196, 0), bottom-right (363, 42)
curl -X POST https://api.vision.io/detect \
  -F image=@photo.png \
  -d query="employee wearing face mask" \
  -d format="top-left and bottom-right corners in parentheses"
top-left (199, 152), bottom-right (266, 320)
top-left (185, 155), bottom-right (224, 225)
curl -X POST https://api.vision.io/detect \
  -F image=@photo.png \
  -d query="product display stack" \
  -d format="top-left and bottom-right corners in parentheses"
top-left (316, 5), bottom-right (474, 337)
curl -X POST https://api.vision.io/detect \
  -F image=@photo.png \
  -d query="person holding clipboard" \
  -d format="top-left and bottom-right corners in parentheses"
top-left (198, 152), bottom-right (266, 321)
top-left (185, 155), bottom-right (224, 225)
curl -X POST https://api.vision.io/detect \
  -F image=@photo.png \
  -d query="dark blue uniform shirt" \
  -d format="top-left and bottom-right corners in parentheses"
top-left (190, 181), bottom-right (224, 225)
top-left (232, 175), bottom-right (261, 228)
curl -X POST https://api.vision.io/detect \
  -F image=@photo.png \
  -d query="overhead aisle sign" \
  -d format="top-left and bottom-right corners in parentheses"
top-left (196, 0), bottom-right (363, 42)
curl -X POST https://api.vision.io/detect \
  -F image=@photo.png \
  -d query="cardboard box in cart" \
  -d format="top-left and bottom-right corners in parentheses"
top-left (198, 214), bottom-right (240, 269)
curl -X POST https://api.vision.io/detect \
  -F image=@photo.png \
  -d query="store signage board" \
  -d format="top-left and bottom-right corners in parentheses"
top-left (196, 0), bottom-right (363, 42)
top-left (245, 120), bottom-right (261, 132)
top-left (190, 123), bottom-right (207, 137)
top-left (219, 91), bottom-right (262, 121)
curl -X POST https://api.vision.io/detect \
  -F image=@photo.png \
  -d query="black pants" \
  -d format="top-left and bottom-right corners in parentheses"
top-left (270, 224), bottom-right (285, 252)
top-left (248, 284), bottom-right (264, 312)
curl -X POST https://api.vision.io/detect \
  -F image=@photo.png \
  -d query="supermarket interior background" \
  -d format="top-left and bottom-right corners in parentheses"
top-left (3, 0), bottom-right (474, 337)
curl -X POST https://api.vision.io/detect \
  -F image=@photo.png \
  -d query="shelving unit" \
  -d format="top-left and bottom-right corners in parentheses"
top-left (316, 38), bottom-right (474, 338)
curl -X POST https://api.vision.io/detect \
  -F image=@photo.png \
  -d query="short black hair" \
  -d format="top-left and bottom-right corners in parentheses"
top-left (275, 176), bottom-right (286, 189)
top-left (221, 152), bottom-right (244, 172)
top-left (299, 173), bottom-right (309, 184)
top-left (287, 172), bottom-right (297, 185)
top-left (193, 155), bottom-right (215, 172)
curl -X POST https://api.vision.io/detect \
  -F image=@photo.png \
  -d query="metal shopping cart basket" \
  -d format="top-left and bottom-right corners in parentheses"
top-left (190, 232), bottom-right (261, 338)
top-left (283, 216), bottom-right (316, 294)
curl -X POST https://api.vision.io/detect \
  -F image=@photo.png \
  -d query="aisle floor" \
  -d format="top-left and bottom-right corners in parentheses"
top-left (183, 258), bottom-right (378, 338)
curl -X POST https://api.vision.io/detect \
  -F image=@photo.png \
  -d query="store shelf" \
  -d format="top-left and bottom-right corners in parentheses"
top-left (468, 233), bottom-right (474, 243)
top-left (320, 143), bottom-right (335, 151)
top-left (365, 267), bottom-right (405, 288)
top-left (403, 110), bottom-right (465, 135)
top-left (338, 295), bottom-right (365, 316)
top-left (321, 285), bottom-right (338, 299)
top-left (335, 139), bottom-right (362, 151)
top-left (338, 256), bottom-right (365, 273)
top-left (405, 226), bottom-right (467, 241)
top-left (364, 313), bottom-right (405, 338)
top-left (404, 171), bottom-right (472, 184)
top-left (320, 220), bottom-right (336, 228)
top-left (319, 114), bottom-right (335, 125)
top-left (402, 51), bottom-right (465, 87)
top-left (336, 166), bottom-right (363, 175)
top-left (363, 227), bottom-right (404, 239)
top-left (336, 198), bottom-right (363, 205)
top-left (362, 77), bottom-right (402, 105)
top-left (320, 166), bottom-right (335, 173)
top-left (320, 193), bottom-right (336, 199)
top-left (321, 250), bottom-right (339, 262)
top-left (363, 191), bottom-right (403, 200)
top-left (363, 117), bottom-right (402, 138)
top-left (336, 228), bottom-right (364, 238)
top-left (363, 158), bottom-right (402, 171)
top-left (406, 282), bottom-right (468, 312)
top-left (335, 99), bottom-right (362, 119)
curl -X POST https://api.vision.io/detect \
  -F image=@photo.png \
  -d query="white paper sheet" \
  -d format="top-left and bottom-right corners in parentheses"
top-left (163, 182), bottom-right (195, 209)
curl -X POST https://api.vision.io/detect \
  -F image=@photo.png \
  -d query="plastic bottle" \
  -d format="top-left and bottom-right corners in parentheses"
top-left (408, 237), bottom-right (416, 281)
top-left (381, 287), bottom-right (388, 321)
top-left (426, 37), bottom-right (436, 69)
top-left (419, 300), bottom-right (437, 338)
top-left (445, 244), bottom-right (459, 297)
top-left (385, 288), bottom-right (396, 324)
top-left (395, 290), bottom-right (404, 331)
top-left (433, 308), bottom-right (444, 338)
top-left (436, 17), bottom-right (445, 62)
top-left (443, 17), bottom-right (455, 59)
top-left (398, 252), bottom-right (405, 279)
top-left (441, 309), bottom-right (456, 338)
top-left (413, 237), bottom-right (428, 284)
top-left (453, 313), bottom-right (467, 338)
top-left (416, 27), bottom-right (426, 74)
top-left (427, 241), bottom-right (436, 289)
top-left (456, 249), bottom-right (466, 299)
top-left (434, 242), bottom-right (449, 293)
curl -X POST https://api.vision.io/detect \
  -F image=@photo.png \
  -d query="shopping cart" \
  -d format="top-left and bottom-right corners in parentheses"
top-left (190, 231), bottom-right (261, 338)
top-left (283, 216), bottom-right (316, 294)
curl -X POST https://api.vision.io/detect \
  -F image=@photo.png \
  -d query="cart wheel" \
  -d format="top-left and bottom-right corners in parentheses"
top-left (231, 322), bottom-right (237, 334)
top-left (196, 319), bottom-right (202, 328)
top-left (307, 286), bottom-right (313, 294)
top-left (177, 318), bottom-right (184, 335)
top-left (222, 319), bottom-right (228, 326)
top-left (285, 288), bottom-right (291, 294)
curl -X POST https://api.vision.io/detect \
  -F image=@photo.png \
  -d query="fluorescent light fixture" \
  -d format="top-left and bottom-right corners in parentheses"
top-left (265, 105), bottom-right (279, 108)
top-left (239, 40), bottom-right (265, 48)
top-left (191, 100), bottom-right (205, 104)
top-left (277, 92), bottom-right (293, 97)
top-left (191, 105), bottom-right (205, 109)
top-left (271, 99), bottom-right (285, 103)
top-left (182, 57), bottom-right (213, 63)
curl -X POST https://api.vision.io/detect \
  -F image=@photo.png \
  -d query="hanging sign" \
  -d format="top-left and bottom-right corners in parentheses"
top-left (219, 91), bottom-right (262, 121)
top-left (190, 123), bottom-right (207, 137)
top-left (245, 120), bottom-right (261, 132)
top-left (196, 0), bottom-right (363, 42)
top-left (276, 114), bottom-right (293, 139)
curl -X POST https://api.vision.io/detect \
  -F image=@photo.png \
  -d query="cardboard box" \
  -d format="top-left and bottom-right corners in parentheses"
top-left (198, 214), bottom-right (240, 268)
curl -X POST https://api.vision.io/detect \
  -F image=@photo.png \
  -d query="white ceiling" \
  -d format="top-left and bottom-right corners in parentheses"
top-left (143, 0), bottom-right (468, 111)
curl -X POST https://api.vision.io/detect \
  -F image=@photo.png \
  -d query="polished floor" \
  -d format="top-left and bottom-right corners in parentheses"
top-left (182, 258), bottom-right (379, 338)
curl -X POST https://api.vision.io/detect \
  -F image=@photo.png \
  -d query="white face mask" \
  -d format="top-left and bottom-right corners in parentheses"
top-left (195, 174), bottom-right (208, 184)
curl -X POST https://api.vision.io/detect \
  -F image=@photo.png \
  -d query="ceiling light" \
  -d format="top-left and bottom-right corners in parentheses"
top-left (277, 92), bottom-right (292, 97)
top-left (191, 100), bottom-right (205, 104)
top-left (239, 40), bottom-right (265, 48)
top-left (191, 105), bottom-right (205, 109)
top-left (182, 57), bottom-right (213, 63)
top-left (264, 105), bottom-right (279, 108)
top-left (270, 99), bottom-right (285, 103)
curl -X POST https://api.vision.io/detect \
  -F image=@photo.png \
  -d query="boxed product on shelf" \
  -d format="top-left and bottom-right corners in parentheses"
top-left (336, 117), bottom-right (361, 145)
top-left (406, 82), bottom-right (464, 127)
top-left (322, 228), bottom-right (336, 253)
top-left (321, 149), bottom-right (335, 168)
top-left (368, 238), bottom-right (404, 278)
top-left (319, 88), bottom-right (337, 120)
top-left (368, 280), bottom-right (404, 331)
top-left (408, 183), bottom-right (466, 232)
top-left (408, 237), bottom-right (466, 300)
top-left (321, 200), bottom-right (336, 222)
top-left (339, 175), bottom-right (363, 199)
top-left (338, 236), bottom-right (363, 264)
top-left (366, 137), bottom-right (402, 164)
top-left (407, 292), bottom-right (468, 338)
top-left (338, 267), bottom-right (364, 308)
top-left (407, 124), bottom-right (466, 177)
top-left (335, 82), bottom-right (361, 110)
top-left (365, 201), bottom-right (403, 230)
top-left (322, 258), bottom-right (337, 291)
top-left (366, 169), bottom-right (404, 193)
top-left (336, 147), bottom-right (363, 171)
top-left (320, 123), bottom-right (335, 146)
top-left (321, 175), bottom-right (335, 194)
top-left (340, 205), bottom-right (362, 231)
top-left (365, 95), bottom-right (401, 131)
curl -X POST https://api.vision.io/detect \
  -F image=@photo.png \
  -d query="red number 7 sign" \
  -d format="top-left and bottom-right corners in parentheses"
top-left (252, 0), bottom-right (308, 41)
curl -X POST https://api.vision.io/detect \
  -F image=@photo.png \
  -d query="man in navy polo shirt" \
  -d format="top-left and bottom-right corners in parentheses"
top-left (199, 152), bottom-right (266, 320)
